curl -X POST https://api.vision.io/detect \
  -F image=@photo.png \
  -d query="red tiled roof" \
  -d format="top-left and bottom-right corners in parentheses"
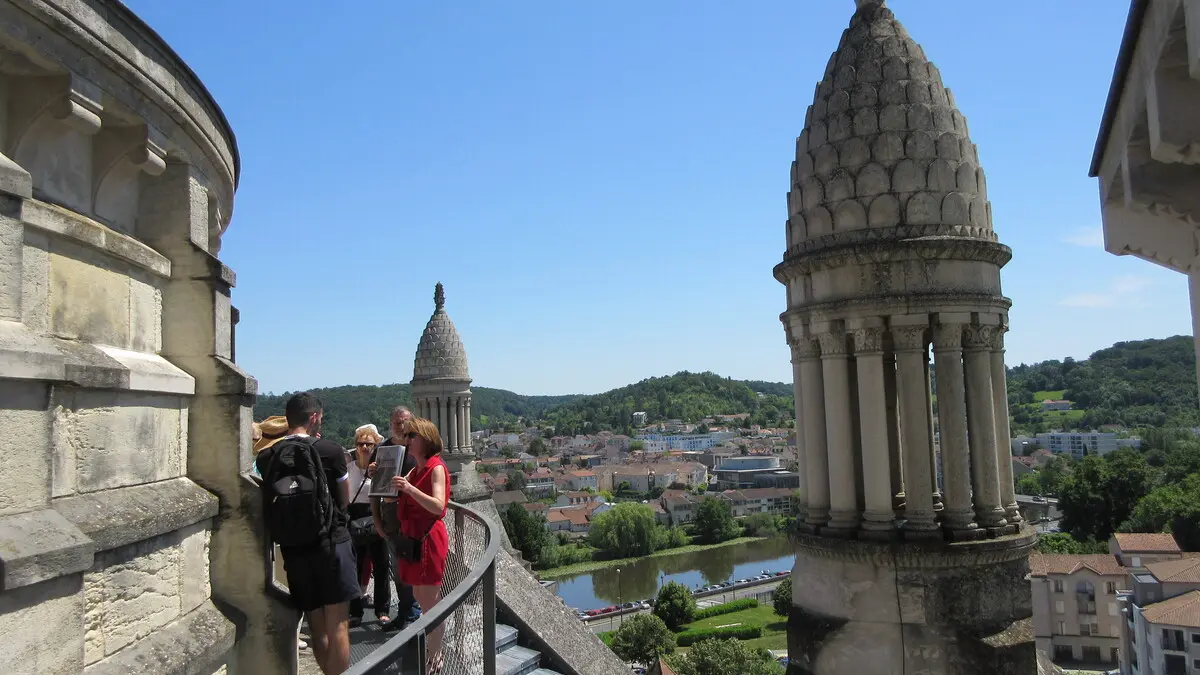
top-left (1114, 532), bottom-right (1181, 553)
top-left (1147, 557), bottom-right (1200, 584)
top-left (492, 490), bottom-right (527, 506)
top-left (1027, 553), bottom-right (1125, 578)
top-left (1141, 590), bottom-right (1200, 629)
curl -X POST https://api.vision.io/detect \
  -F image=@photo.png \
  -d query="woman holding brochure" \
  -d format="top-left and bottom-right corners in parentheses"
top-left (391, 416), bottom-right (451, 675)
top-left (346, 424), bottom-right (391, 626)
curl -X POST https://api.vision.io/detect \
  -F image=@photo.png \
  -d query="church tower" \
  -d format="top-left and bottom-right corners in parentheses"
top-left (412, 283), bottom-right (474, 461)
top-left (778, 2), bottom-right (1035, 672)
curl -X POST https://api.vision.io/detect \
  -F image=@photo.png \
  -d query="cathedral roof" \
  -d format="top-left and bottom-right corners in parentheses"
top-left (412, 282), bottom-right (470, 382)
top-left (786, 0), bottom-right (996, 254)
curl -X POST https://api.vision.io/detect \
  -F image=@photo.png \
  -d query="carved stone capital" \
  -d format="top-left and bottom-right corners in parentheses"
top-left (962, 325), bottom-right (998, 351)
top-left (817, 332), bottom-right (849, 357)
top-left (931, 324), bottom-right (964, 351)
top-left (890, 326), bottom-right (927, 352)
top-left (792, 336), bottom-right (822, 360)
top-left (852, 327), bottom-right (885, 354)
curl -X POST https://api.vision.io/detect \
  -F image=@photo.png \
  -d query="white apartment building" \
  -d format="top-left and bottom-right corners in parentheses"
top-left (1036, 432), bottom-right (1120, 459)
top-left (1119, 557), bottom-right (1200, 675)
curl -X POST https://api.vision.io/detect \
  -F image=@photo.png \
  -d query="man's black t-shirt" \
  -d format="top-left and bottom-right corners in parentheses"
top-left (256, 435), bottom-right (352, 547)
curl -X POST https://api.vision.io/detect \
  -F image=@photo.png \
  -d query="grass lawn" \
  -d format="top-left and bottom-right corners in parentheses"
top-left (1034, 390), bottom-right (1067, 401)
top-left (537, 536), bottom-right (768, 579)
top-left (679, 605), bottom-right (789, 651)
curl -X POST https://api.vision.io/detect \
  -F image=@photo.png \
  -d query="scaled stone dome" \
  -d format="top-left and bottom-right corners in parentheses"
top-left (412, 283), bottom-right (471, 382)
top-left (785, 0), bottom-right (997, 256)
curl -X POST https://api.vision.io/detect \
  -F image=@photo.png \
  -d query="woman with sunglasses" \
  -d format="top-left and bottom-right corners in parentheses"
top-left (391, 417), bottom-right (451, 675)
top-left (346, 424), bottom-right (392, 626)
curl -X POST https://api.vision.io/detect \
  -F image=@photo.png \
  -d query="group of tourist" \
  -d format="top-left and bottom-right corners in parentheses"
top-left (253, 395), bottom-right (452, 675)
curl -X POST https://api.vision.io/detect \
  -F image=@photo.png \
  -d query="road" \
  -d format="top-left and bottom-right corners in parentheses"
top-left (582, 577), bottom-right (786, 634)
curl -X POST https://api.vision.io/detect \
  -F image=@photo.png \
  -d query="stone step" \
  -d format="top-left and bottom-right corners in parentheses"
top-left (527, 669), bottom-right (564, 675)
top-left (496, 644), bottom-right (541, 675)
top-left (496, 623), bottom-right (519, 651)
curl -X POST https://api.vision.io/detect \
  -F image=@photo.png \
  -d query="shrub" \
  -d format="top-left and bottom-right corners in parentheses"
top-left (675, 625), bottom-right (763, 647)
top-left (609, 613), bottom-right (676, 665)
top-left (772, 577), bottom-right (792, 617)
top-left (654, 581), bottom-right (697, 631)
top-left (692, 598), bottom-right (758, 621)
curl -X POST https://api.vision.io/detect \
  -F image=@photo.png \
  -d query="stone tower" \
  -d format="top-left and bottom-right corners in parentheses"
top-left (411, 283), bottom-right (477, 479)
top-left (777, 1), bottom-right (1035, 673)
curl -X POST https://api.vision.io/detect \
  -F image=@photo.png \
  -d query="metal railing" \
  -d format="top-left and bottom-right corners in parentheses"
top-left (255, 462), bottom-right (501, 675)
top-left (345, 501), bottom-right (500, 675)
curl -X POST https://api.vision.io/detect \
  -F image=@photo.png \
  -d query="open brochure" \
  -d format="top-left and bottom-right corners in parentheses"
top-left (369, 445), bottom-right (406, 497)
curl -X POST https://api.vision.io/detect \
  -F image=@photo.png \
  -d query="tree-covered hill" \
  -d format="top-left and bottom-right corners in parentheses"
top-left (1007, 335), bottom-right (1199, 431)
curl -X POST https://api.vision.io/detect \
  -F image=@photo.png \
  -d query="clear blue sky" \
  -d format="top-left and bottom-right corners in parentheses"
top-left (124, 0), bottom-right (1189, 396)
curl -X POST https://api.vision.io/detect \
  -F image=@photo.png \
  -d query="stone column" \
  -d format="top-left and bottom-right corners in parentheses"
top-left (790, 354), bottom-right (807, 516)
top-left (852, 325), bottom-right (894, 535)
top-left (818, 330), bottom-right (859, 533)
top-left (434, 396), bottom-right (442, 434)
top-left (924, 347), bottom-right (943, 512)
top-left (448, 396), bottom-right (459, 451)
top-left (964, 325), bottom-right (1007, 528)
top-left (892, 324), bottom-right (938, 535)
top-left (932, 322), bottom-right (977, 534)
top-left (465, 399), bottom-right (473, 451)
top-left (990, 325), bottom-right (1021, 523)
top-left (884, 350), bottom-right (905, 512)
top-left (444, 398), bottom-right (453, 448)
top-left (796, 336), bottom-right (830, 527)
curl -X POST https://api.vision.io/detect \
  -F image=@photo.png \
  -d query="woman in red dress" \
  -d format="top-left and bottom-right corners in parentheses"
top-left (391, 417), bottom-right (451, 674)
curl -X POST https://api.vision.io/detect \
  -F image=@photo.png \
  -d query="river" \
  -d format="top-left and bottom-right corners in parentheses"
top-left (552, 536), bottom-right (794, 612)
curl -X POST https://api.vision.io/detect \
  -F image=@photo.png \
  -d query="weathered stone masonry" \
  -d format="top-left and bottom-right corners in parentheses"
top-left (779, 2), bottom-right (1035, 673)
top-left (0, 1), bottom-right (292, 674)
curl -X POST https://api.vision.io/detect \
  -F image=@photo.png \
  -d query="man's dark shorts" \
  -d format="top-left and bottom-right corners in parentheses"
top-left (282, 539), bottom-right (360, 613)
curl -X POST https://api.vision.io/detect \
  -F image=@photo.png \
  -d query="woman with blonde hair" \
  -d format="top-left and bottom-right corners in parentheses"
top-left (347, 423), bottom-right (392, 626)
top-left (391, 417), bottom-right (451, 674)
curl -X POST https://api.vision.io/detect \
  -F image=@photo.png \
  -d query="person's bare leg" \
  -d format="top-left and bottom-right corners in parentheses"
top-left (307, 608), bottom-right (330, 672)
top-left (413, 585), bottom-right (444, 672)
top-left (320, 601), bottom-right (351, 674)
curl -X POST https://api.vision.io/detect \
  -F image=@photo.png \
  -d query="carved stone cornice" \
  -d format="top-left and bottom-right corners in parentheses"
top-left (891, 326), bottom-right (927, 352)
top-left (931, 324), bottom-right (964, 352)
top-left (781, 293), bottom-right (1012, 323)
top-left (787, 223), bottom-right (997, 257)
top-left (774, 237), bottom-right (1012, 282)
top-left (817, 332), bottom-right (849, 357)
top-left (962, 324), bottom-right (998, 351)
top-left (791, 528), bottom-right (1036, 569)
top-left (852, 327), bottom-right (885, 354)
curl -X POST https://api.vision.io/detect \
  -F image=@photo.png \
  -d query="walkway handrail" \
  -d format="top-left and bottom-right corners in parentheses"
top-left (346, 500), bottom-right (501, 675)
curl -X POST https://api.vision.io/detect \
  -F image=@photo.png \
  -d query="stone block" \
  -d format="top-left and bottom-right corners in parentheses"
top-left (20, 228), bottom-right (51, 332)
top-left (0, 574), bottom-right (85, 675)
top-left (0, 319), bottom-right (65, 381)
top-left (84, 532), bottom-right (182, 659)
top-left (0, 508), bottom-right (93, 590)
top-left (55, 477), bottom-right (218, 553)
top-left (0, 214), bottom-right (22, 321)
top-left (128, 273), bottom-right (162, 353)
top-left (83, 603), bottom-right (234, 675)
top-left (178, 521), bottom-right (212, 613)
top-left (97, 345), bottom-right (194, 395)
top-left (62, 390), bottom-right (186, 492)
top-left (49, 247), bottom-right (129, 347)
top-left (0, 380), bottom-right (51, 516)
top-left (0, 151), bottom-right (32, 198)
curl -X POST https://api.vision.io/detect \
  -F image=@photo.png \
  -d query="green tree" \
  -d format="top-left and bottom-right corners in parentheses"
top-left (500, 445), bottom-right (518, 459)
top-left (616, 480), bottom-right (633, 496)
top-left (1034, 532), bottom-right (1107, 554)
top-left (1120, 474), bottom-right (1200, 551)
top-left (1037, 456), bottom-right (1071, 496)
top-left (743, 513), bottom-right (780, 537)
top-left (1015, 473), bottom-right (1042, 497)
top-left (693, 497), bottom-right (740, 544)
top-left (609, 613), bottom-right (675, 665)
top-left (500, 502), bottom-right (550, 565)
top-left (667, 638), bottom-right (782, 675)
top-left (653, 581), bottom-right (696, 631)
top-left (589, 503), bottom-right (662, 558)
top-left (662, 526), bottom-right (689, 549)
top-left (1059, 450), bottom-right (1155, 542)
top-left (506, 470), bottom-right (527, 493)
top-left (629, 440), bottom-right (645, 452)
top-left (529, 437), bottom-right (549, 456)
top-left (772, 576), bottom-right (792, 617)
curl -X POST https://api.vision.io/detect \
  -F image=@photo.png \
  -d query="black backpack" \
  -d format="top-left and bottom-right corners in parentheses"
top-left (260, 436), bottom-right (335, 548)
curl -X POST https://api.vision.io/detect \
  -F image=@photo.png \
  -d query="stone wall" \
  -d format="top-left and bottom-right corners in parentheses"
top-left (0, 2), bottom-right (291, 674)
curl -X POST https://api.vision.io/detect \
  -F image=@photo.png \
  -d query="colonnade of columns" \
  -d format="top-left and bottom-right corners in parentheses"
top-left (789, 316), bottom-right (1021, 540)
top-left (414, 395), bottom-right (472, 453)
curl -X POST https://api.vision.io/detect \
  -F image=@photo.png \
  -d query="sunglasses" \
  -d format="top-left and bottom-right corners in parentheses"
top-left (356, 442), bottom-right (375, 448)
top-left (406, 432), bottom-right (418, 440)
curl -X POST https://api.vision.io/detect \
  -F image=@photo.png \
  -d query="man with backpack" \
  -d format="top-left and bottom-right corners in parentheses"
top-left (257, 392), bottom-right (357, 675)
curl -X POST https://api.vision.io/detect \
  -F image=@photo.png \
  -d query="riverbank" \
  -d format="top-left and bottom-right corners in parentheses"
top-left (537, 536), bottom-right (771, 579)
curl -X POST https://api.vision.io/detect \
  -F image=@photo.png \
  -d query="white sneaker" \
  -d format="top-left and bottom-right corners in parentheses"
top-left (298, 639), bottom-right (308, 650)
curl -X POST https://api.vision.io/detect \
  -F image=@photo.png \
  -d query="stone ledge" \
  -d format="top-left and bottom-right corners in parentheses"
top-left (0, 508), bottom-right (93, 591)
top-left (0, 320), bottom-right (65, 381)
top-left (55, 478), bottom-right (218, 553)
top-left (22, 198), bottom-right (171, 277)
top-left (791, 525), bottom-right (1036, 568)
top-left (0, 153), bottom-right (32, 199)
top-left (51, 339), bottom-right (196, 394)
top-left (83, 602), bottom-right (234, 675)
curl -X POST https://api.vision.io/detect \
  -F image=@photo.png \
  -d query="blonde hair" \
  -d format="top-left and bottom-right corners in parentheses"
top-left (406, 417), bottom-right (443, 456)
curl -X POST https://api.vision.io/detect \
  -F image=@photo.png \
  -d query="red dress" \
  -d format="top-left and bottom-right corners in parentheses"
top-left (395, 455), bottom-right (451, 586)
